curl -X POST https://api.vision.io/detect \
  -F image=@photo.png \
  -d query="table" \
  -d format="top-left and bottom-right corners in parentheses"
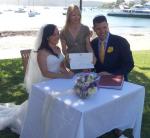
top-left (20, 77), bottom-right (145, 138)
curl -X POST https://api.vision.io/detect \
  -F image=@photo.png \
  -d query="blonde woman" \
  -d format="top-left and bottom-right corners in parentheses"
top-left (60, 4), bottom-right (95, 73)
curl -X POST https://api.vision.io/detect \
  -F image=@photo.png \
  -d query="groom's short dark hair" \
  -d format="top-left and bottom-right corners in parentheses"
top-left (93, 15), bottom-right (107, 26)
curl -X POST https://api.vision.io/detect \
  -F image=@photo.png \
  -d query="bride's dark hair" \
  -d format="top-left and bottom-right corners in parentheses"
top-left (38, 24), bottom-right (58, 57)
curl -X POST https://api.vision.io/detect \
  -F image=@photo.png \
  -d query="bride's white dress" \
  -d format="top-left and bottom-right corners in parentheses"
top-left (0, 53), bottom-right (64, 134)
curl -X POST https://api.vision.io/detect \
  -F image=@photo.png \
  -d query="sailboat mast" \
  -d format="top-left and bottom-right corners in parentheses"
top-left (33, 0), bottom-right (34, 10)
top-left (65, 0), bottom-right (66, 7)
top-left (18, 0), bottom-right (19, 5)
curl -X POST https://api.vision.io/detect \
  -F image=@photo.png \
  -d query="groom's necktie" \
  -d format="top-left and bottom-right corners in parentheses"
top-left (99, 41), bottom-right (105, 63)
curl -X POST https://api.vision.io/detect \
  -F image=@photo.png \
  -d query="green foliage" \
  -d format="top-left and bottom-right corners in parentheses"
top-left (116, 0), bottom-right (125, 6)
top-left (141, 0), bottom-right (149, 5)
top-left (100, 2), bottom-right (116, 9)
top-left (129, 51), bottom-right (150, 138)
top-left (0, 51), bottom-right (150, 138)
top-left (0, 59), bottom-right (28, 104)
top-left (128, 1), bottom-right (136, 8)
top-left (0, 58), bottom-right (28, 138)
top-left (97, 2), bottom-right (116, 9)
top-left (0, 128), bottom-right (19, 138)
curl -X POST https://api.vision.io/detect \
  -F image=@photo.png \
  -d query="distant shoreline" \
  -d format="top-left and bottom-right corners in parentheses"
top-left (0, 30), bottom-right (37, 37)
top-left (0, 30), bottom-right (147, 38)
top-left (0, 31), bottom-right (150, 60)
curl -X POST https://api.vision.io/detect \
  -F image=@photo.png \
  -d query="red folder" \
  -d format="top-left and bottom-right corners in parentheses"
top-left (97, 74), bottom-right (124, 90)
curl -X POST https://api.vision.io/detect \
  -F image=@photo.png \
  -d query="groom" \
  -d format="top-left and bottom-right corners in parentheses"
top-left (91, 15), bottom-right (134, 81)
top-left (91, 15), bottom-right (134, 138)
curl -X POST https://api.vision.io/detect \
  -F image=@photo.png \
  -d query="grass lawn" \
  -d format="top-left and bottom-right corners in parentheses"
top-left (0, 50), bottom-right (150, 138)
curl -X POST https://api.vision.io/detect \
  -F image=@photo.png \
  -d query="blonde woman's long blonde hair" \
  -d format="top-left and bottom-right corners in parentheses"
top-left (63, 4), bottom-right (81, 32)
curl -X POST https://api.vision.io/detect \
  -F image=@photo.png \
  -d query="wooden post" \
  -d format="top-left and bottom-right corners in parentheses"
top-left (80, 0), bottom-right (82, 12)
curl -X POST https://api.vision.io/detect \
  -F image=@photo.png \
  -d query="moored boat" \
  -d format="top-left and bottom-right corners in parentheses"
top-left (108, 3), bottom-right (150, 18)
top-left (28, 10), bottom-right (40, 17)
top-left (14, 8), bottom-right (26, 13)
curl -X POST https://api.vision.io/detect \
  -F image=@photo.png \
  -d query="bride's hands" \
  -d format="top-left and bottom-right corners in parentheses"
top-left (62, 71), bottom-right (74, 79)
top-left (59, 69), bottom-right (74, 79)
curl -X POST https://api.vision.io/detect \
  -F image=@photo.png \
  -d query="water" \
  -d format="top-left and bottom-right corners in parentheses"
top-left (0, 5), bottom-right (150, 59)
top-left (0, 5), bottom-right (150, 36)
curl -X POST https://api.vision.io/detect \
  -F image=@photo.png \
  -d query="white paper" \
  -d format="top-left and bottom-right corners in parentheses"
top-left (69, 53), bottom-right (94, 69)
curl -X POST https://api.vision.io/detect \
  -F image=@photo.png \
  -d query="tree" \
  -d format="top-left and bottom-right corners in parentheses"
top-left (141, 0), bottom-right (149, 5)
top-left (116, 0), bottom-right (125, 5)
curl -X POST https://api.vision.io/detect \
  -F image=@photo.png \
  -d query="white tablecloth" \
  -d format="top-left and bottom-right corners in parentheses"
top-left (20, 77), bottom-right (145, 138)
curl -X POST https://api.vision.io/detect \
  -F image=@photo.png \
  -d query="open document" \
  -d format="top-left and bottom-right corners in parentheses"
top-left (69, 53), bottom-right (94, 69)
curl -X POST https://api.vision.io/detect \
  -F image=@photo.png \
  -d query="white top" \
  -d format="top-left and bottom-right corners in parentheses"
top-left (47, 53), bottom-right (64, 73)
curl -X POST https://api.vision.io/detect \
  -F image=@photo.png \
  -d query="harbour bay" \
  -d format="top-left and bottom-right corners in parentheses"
top-left (0, 5), bottom-right (150, 59)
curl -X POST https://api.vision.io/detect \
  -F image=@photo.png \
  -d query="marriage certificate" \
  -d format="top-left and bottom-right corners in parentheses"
top-left (69, 53), bottom-right (94, 69)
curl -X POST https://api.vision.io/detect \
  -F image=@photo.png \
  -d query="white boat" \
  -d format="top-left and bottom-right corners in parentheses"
top-left (28, 10), bottom-right (36, 17)
top-left (28, 10), bottom-right (40, 17)
top-left (14, 8), bottom-right (26, 13)
top-left (14, 0), bottom-right (26, 13)
top-left (28, 0), bottom-right (40, 17)
top-left (107, 3), bottom-right (150, 18)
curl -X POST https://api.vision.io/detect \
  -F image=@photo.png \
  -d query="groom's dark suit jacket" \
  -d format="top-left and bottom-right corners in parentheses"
top-left (91, 33), bottom-right (134, 80)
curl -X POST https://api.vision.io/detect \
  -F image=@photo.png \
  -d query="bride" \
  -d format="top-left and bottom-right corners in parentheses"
top-left (0, 24), bottom-right (74, 135)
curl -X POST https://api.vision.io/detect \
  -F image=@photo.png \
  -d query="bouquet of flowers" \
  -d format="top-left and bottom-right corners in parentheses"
top-left (74, 73), bottom-right (97, 99)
